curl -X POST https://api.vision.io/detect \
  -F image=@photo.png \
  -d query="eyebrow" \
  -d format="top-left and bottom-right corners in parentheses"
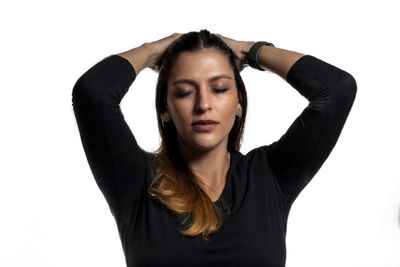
top-left (171, 75), bottom-right (232, 86)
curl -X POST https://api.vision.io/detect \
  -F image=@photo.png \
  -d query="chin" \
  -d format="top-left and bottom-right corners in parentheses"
top-left (192, 143), bottom-right (218, 151)
top-left (177, 129), bottom-right (228, 152)
top-left (190, 136), bottom-right (226, 151)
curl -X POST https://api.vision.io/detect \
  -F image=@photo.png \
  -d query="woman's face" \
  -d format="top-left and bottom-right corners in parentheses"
top-left (166, 48), bottom-right (241, 152)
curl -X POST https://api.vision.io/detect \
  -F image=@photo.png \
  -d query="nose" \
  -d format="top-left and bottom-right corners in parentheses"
top-left (194, 89), bottom-right (212, 114)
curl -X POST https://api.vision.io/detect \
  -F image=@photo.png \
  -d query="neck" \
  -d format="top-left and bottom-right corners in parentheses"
top-left (177, 136), bottom-right (231, 191)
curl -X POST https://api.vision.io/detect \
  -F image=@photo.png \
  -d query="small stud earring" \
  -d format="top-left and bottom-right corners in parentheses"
top-left (161, 113), bottom-right (171, 122)
top-left (236, 107), bottom-right (242, 118)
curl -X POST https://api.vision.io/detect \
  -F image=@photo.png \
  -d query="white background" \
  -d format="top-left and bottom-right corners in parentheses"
top-left (1, 0), bottom-right (399, 266)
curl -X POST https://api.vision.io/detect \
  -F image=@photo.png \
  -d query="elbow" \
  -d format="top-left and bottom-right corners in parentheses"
top-left (71, 76), bottom-right (89, 107)
top-left (340, 72), bottom-right (357, 100)
top-left (71, 73), bottom-right (102, 107)
top-left (331, 72), bottom-right (358, 111)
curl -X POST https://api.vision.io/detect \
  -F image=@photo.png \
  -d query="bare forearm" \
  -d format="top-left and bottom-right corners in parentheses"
top-left (244, 42), bottom-right (305, 80)
top-left (117, 43), bottom-right (159, 76)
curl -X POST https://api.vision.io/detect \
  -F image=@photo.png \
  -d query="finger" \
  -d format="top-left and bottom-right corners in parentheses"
top-left (216, 33), bottom-right (227, 42)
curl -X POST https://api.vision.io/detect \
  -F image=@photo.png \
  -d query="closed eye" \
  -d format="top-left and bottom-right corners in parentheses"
top-left (175, 91), bottom-right (191, 97)
top-left (214, 88), bottom-right (228, 93)
top-left (175, 88), bottom-right (228, 98)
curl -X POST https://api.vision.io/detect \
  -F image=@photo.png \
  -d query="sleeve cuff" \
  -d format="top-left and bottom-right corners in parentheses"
top-left (110, 54), bottom-right (137, 82)
top-left (285, 55), bottom-right (311, 83)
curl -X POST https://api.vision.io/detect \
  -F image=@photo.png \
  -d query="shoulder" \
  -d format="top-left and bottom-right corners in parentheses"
top-left (230, 145), bottom-right (273, 170)
top-left (243, 145), bottom-right (271, 162)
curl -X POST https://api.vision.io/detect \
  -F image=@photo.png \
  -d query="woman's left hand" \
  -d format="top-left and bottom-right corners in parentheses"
top-left (215, 33), bottom-right (255, 70)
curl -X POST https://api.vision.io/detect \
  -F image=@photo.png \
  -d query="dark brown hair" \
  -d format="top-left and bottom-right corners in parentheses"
top-left (147, 29), bottom-right (248, 241)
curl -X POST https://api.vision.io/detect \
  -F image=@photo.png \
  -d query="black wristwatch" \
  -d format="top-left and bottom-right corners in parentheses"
top-left (247, 41), bottom-right (275, 71)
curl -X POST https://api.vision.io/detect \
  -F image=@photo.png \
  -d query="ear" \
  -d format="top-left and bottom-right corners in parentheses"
top-left (162, 103), bottom-right (169, 114)
top-left (236, 96), bottom-right (242, 110)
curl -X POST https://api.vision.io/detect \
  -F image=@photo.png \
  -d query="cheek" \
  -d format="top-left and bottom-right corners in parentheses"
top-left (217, 102), bottom-right (237, 131)
top-left (222, 98), bottom-right (238, 118)
top-left (168, 100), bottom-right (192, 127)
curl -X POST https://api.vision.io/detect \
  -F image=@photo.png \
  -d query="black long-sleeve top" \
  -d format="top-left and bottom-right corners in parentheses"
top-left (71, 53), bottom-right (357, 267)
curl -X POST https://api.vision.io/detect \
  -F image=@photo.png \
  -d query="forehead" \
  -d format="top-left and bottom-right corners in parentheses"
top-left (168, 49), bottom-right (233, 85)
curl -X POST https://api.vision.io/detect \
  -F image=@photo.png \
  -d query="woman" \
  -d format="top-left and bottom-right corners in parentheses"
top-left (72, 30), bottom-right (357, 266)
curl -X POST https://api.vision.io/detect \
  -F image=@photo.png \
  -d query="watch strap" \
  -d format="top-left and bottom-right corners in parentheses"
top-left (247, 41), bottom-right (275, 71)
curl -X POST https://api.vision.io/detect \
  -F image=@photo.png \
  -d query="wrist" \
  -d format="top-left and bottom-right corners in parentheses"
top-left (241, 41), bottom-right (256, 55)
top-left (240, 41), bottom-right (256, 66)
top-left (141, 42), bottom-right (161, 69)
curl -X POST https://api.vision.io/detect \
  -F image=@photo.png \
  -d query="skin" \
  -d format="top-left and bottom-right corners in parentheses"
top-left (117, 32), bottom-right (305, 201)
top-left (165, 48), bottom-right (241, 200)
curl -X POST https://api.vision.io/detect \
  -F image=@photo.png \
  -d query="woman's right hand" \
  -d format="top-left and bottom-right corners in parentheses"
top-left (145, 33), bottom-right (183, 71)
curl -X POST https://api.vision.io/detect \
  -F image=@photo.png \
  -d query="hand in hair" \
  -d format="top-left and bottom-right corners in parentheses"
top-left (146, 33), bottom-right (183, 71)
top-left (215, 33), bottom-right (255, 70)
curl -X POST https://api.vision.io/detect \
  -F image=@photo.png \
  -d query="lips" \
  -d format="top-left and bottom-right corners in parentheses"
top-left (192, 120), bottom-right (218, 126)
top-left (191, 119), bottom-right (219, 133)
top-left (192, 123), bottom-right (218, 132)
